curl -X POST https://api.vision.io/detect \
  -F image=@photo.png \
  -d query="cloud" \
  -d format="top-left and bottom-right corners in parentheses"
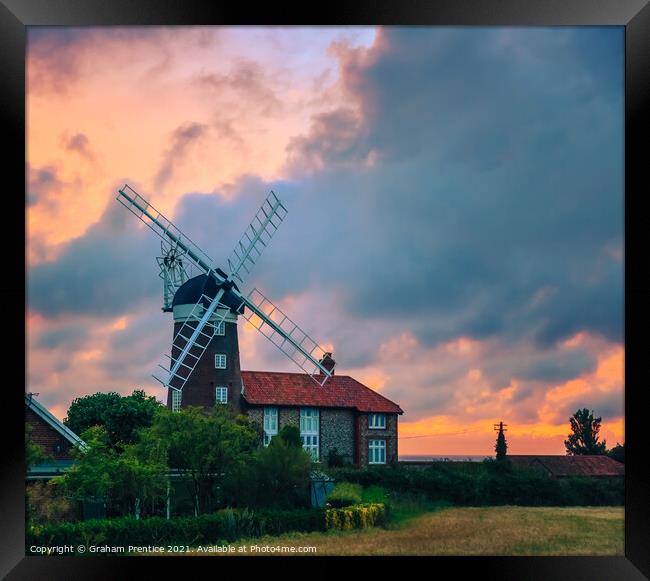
top-left (286, 107), bottom-right (366, 171)
top-left (34, 322), bottom-right (89, 351)
top-left (195, 60), bottom-right (283, 116)
top-left (98, 312), bottom-right (171, 386)
top-left (28, 192), bottom-right (162, 318)
top-left (154, 123), bottom-right (209, 190)
top-left (27, 27), bottom-right (221, 95)
top-left (279, 27), bottom-right (623, 351)
top-left (64, 132), bottom-right (93, 160)
top-left (27, 165), bottom-right (63, 208)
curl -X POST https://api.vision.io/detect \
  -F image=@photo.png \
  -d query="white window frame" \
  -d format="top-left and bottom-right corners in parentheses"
top-left (369, 413), bottom-right (386, 429)
top-left (213, 320), bottom-right (225, 336)
top-left (171, 389), bottom-right (182, 412)
top-left (368, 439), bottom-right (386, 464)
top-left (214, 353), bottom-right (227, 369)
top-left (263, 407), bottom-right (278, 446)
top-left (215, 386), bottom-right (228, 404)
top-left (300, 408), bottom-right (319, 461)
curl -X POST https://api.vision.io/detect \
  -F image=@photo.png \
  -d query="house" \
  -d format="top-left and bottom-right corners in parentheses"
top-left (165, 274), bottom-right (404, 467)
top-left (508, 455), bottom-right (625, 479)
top-left (25, 392), bottom-right (86, 481)
top-left (242, 369), bottom-right (403, 466)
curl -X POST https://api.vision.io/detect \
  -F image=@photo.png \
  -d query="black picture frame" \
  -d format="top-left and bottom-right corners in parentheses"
top-left (3, 1), bottom-right (648, 578)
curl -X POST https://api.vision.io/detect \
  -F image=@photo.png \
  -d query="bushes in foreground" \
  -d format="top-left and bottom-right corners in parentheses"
top-left (325, 503), bottom-right (386, 531)
top-left (27, 508), bottom-right (326, 550)
top-left (328, 463), bottom-right (623, 507)
top-left (27, 502), bottom-right (390, 549)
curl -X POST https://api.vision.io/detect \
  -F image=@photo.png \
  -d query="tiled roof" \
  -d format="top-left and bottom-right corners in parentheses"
top-left (508, 455), bottom-right (624, 477)
top-left (241, 371), bottom-right (403, 414)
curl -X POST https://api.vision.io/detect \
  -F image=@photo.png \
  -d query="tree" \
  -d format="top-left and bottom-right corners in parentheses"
top-left (64, 390), bottom-right (163, 450)
top-left (277, 424), bottom-right (302, 448)
top-left (564, 408), bottom-right (607, 455)
top-left (139, 406), bottom-right (259, 515)
top-left (607, 442), bottom-right (625, 464)
top-left (494, 421), bottom-right (508, 461)
top-left (54, 425), bottom-right (168, 519)
top-left (245, 431), bottom-right (313, 509)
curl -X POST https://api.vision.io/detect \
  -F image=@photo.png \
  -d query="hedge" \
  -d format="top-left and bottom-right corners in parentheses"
top-left (27, 507), bottom-right (326, 551)
top-left (325, 503), bottom-right (386, 531)
top-left (328, 464), bottom-right (624, 507)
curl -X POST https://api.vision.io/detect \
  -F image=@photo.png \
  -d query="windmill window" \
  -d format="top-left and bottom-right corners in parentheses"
top-left (300, 408), bottom-right (319, 461)
top-left (213, 321), bottom-right (225, 336)
top-left (215, 354), bottom-right (227, 369)
top-left (215, 386), bottom-right (228, 404)
top-left (171, 389), bottom-right (182, 412)
top-left (368, 440), bottom-right (386, 464)
top-left (369, 413), bottom-right (386, 429)
top-left (263, 407), bottom-right (278, 446)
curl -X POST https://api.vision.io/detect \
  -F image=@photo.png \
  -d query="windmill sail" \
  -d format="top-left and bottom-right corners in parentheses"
top-left (239, 288), bottom-right (332, 385)
top-left (227, 191), bottom-right (287, 286)
top-left (117, 185), bottom-right (221, 281)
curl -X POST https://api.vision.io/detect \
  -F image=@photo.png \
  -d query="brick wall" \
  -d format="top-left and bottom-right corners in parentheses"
top-left (25, 408), bottom-right (75, 461)
top-left (167, 319), bottom-right (243, 414)
top-left (357, 412), bottom-right (398, 467)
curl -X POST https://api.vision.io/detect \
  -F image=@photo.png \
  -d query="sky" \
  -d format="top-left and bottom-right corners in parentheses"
top-left (26, 26), bottom-right (624, 456)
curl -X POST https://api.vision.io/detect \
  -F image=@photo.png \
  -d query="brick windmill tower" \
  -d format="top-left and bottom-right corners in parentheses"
top-left (116, 185), bottom-right (335, 412)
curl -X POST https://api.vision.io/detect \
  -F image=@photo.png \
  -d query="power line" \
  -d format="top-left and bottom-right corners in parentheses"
top-left (399, 430), bottom-right (472, 440)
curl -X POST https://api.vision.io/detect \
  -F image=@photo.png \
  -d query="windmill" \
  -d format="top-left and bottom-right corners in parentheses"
top-left (116, 184), bottom-right (334, 412)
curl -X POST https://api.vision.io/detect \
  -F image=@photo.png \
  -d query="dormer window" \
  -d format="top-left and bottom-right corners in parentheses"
top-left (369, 413), bottom-right (386, 429)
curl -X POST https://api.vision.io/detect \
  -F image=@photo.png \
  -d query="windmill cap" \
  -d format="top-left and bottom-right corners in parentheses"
top-left (172, 273), bottom-right (245, 314)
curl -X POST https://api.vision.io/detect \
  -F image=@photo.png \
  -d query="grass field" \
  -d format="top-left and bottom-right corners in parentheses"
top-left (195, 506), bottom-right (624, 556)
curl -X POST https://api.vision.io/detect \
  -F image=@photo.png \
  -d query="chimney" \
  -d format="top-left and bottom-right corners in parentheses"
top-left (319, 352), bottom-right (336, 376)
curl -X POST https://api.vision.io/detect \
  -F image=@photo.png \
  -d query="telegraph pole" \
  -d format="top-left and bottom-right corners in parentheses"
top-left (494, 421), bottom-right (508, 460)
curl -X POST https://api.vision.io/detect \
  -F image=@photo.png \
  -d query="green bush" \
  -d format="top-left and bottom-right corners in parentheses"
top-left (326, 482), bottom-right (362, 508)
top-left (325, 503), bottom-right (386, 531)
top-left (26, 507), bottom-right (326, 551)
top-left (361, 485), bottom-right (389, 506)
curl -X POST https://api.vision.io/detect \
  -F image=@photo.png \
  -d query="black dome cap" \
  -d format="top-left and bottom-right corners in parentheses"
top-left (172, 273), bottom-right (245, 314)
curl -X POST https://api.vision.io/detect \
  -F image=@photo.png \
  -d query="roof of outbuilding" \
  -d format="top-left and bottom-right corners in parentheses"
top-left (241, 371), bottom-right (403, 414)
top-left (508, 455), bottom-right (624, 477)
top-left (25, 393), bottom-right (87, 450)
